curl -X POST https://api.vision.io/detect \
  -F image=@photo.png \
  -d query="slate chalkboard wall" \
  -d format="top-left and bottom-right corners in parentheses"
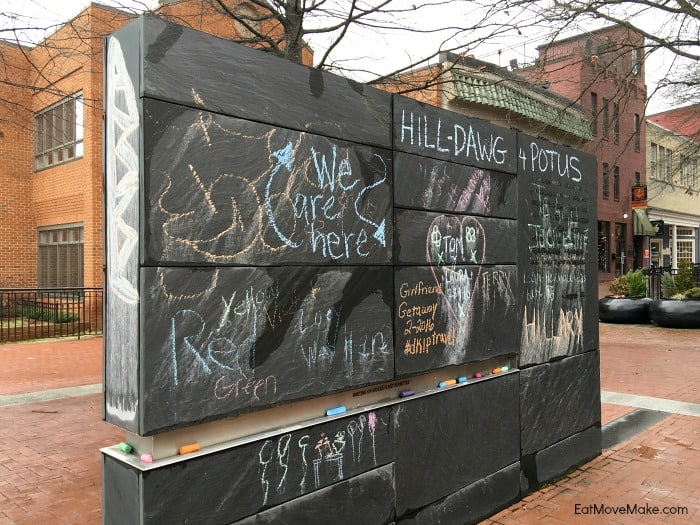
top-left (104, 15), bottom-right (600, 525)
top-left (142, 266), bottom-right (393, 433)
top-left (516, 134), bottom-right (598, 366)
top-left (143, 99), bottom-right (393, 266)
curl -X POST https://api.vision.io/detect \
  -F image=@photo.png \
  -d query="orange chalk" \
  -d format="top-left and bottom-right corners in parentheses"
top-left (438, 379), bottom-right (457, 388)
top-left (178, 443), bottom-right (200, 455)
top-left (492, 368), bottom-right (502, 374)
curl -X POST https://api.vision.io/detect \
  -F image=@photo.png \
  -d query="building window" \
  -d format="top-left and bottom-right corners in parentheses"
top-left (677, 227), bottom-right (693, 236)
top-left (598, 221), bottom-right (610, 272)
top-left (677, 240), bottom-right (694, 263)
top-left (602, 98), bottom-right (609, 140)
top-left (681, 156), bottom-right (698, 189)
top-left (650, 143), bottom-right (673, 182)
top-left (590, 92), bottom-right (598, 136)
top-left (664, 148), bottom-right (673, 183)
top-left (34, 92), bottom-right (84, 171)
top-left (634, 171), bottom-right (641, 185)
top-left (613, 165), bottom-right (620, 201)
top-left (634, 113), bottom-right (641, 152)
top-left (612, 102), bottom-right (619, 144)
top-left (602, 162), bottom-right (610, 199)
top-left (632, 48), bottom-right (641, 75)
top-left (38, 224), bottom-right (84, 288)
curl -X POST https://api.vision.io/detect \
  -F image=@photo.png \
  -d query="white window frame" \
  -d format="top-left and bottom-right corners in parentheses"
top-left (676, 240), bottom-right (694, 264)
top-left (34, 92), bottom-right (84, 170)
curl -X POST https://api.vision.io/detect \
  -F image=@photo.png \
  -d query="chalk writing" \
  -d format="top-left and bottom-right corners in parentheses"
top-left (395, 265), bottom-right (517, 375)
top-left (148, 107), bottom-right (392, 265)
top-left (399, 110), bottom-right (509, 166)
top-left (519, 142), bottom-right (583, 182)
top-left (142, 266), bottom-right (394, 432)
top-left (520, 138), bottom-right (594, 364)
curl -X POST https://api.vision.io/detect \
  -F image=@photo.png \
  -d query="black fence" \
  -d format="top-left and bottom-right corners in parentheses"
top-left (0, 288), bottom-right (102, 343)
top-left (646, 264), bottom-right (700, 300)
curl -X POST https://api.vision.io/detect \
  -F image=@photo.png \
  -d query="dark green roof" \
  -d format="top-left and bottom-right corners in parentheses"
top-left (453, 73), bottom-right (592, 141)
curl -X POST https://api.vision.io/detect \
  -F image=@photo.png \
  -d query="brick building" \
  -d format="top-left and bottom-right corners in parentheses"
top-left (0, 0), bottom-right (309, 290)
top-left (518, 25), bottom-right (648, 279)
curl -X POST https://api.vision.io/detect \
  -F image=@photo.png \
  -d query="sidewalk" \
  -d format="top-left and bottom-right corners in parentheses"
top-left (487, 322), bottom-right (700, 525)
top-left (1, 325), bottom-right (699, 524)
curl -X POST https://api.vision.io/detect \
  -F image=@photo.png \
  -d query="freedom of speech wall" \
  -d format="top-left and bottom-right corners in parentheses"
top-left (102, 16), bottom-right (600, 524)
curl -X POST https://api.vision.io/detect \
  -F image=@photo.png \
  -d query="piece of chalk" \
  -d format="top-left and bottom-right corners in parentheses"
top-left (501, 366), bottom-right (510, 372)
top-left (457, 376), bottom-right (468, 383)
top-left (140, 453), bottom-right (153, 463)
top-left (178, 443), bottom-right (201, 455)
top-left (474, 372), bottom-right (482, 378)
top-left (325, 406), bottom-right (347, 417)
top-left (438, 379), bottom-right (457, 388)
top-left (492, 367), bottom-right (502, 374)
top-left (399, 389), bottom-right (415, 398)
top-left (117, 442), bottom-right (132, 454)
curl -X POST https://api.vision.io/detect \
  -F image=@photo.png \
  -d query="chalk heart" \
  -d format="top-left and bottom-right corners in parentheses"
top-left (426, 215), bottom-right (486, 331)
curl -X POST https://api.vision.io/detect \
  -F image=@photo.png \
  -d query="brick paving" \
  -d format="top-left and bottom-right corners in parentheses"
top-left (0, 337), bottom-right (102, 396)
top-left (0, 319), bottom-right (699, 524)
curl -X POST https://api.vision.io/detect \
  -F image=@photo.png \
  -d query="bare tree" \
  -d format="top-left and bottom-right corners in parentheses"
top-left (2, 0), bottom-right (699, 124)
top-left (497, 0), bottom-right (700, 106)
top-left (0, 0), bottom-right (535, 96)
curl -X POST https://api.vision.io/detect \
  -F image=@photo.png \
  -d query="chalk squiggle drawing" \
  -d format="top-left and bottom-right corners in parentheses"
top-left (104, 37), bottom-right (140, 425)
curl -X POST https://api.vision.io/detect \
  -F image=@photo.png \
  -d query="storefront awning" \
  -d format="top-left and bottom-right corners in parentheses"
top-left (633, 208), bottom-right (657, 236)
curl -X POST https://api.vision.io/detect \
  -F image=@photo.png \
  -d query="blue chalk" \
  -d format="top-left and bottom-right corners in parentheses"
top-left (399, 389), bottom-right (415, 398)
top-left (457, 376), bottom-right (468, 383)
top-left (325, 406), bottom-right (347, 417)
top-left (438, 379), bottom-right (457, 388)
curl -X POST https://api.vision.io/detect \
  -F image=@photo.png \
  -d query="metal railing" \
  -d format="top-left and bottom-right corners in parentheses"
top-left (0, 288), bottom-right (102, 343)
top-left (646, 264), bottom-right (700, 300)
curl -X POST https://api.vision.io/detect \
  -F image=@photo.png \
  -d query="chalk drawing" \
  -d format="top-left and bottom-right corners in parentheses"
top-left (149, 113), bottom-right (391, 264)
top-left (104, 37), bottom-right (140, 425)
top-left (519, 152), bottom-right (590, 363)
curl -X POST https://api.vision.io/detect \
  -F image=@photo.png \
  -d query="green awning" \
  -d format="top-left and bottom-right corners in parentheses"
top-left (633, 208), bottom-right (656, 236)
top-left (453, 74), bottom-right (592, 141)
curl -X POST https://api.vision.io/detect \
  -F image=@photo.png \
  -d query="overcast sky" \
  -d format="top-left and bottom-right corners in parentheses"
top-left (1, 0), bottom-right (680, 113)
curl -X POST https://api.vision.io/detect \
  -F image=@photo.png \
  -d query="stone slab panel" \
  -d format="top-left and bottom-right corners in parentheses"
top-left (397, 462), bottom-right (520, 525)
top-left (394, 373), bottom-right (520, 517)
top-left (520, 351), bottom-right (601, 455)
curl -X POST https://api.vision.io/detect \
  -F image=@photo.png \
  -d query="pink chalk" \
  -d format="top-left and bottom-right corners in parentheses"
top-left (140, 453), bottom-right (153, 463)
top-left (474, 372), bottom-right (482, 378)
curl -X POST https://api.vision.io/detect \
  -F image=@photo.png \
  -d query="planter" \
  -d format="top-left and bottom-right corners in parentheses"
top-left (598, 297), bottom-right (652, 324)
top-left (649, 299), bottom-right (700, 329)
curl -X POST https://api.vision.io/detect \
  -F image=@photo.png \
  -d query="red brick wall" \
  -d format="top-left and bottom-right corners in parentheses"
top-left (374, 65), bottom-right (444, 108)
top-left (0, 43), bottom-right (35, 287)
